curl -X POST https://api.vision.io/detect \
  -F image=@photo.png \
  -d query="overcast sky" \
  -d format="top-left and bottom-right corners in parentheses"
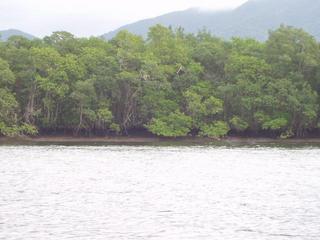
top-left (0, 0), bottom-right (247, 37)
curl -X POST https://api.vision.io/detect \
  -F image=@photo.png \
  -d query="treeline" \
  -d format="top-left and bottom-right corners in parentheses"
top-left (0, 25), bottom-right (320, 138)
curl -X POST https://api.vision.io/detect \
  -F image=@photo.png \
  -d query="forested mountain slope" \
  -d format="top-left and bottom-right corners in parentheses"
top-left (103, 0), bottom-right (320, 40)
top-left (0, 29), bottom-right (35, 41)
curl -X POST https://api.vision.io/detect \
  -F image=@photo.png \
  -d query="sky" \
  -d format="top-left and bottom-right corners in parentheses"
top-left (0, 0), bottom-right (247, 37)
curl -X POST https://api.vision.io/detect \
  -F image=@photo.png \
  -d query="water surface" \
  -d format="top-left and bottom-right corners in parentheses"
top-left (1, 144), bottom-right (320, 239)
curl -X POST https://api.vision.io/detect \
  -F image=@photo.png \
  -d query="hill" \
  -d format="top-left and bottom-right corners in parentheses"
top-left (102, 0), bottom-right (320, 40)
top-left (0, 29), bottom-right (35, 41)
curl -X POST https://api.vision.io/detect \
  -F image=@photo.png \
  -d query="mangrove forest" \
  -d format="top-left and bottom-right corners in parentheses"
top-left (0, 25), bottom-right (320, 138)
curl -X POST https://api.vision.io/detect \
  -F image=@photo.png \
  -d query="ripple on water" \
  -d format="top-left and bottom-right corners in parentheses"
top-left (0, 145), bottom-right (320, 240)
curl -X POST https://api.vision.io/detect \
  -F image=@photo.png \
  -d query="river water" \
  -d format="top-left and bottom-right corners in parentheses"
top-left (0, 144), bottom-right (320, 240)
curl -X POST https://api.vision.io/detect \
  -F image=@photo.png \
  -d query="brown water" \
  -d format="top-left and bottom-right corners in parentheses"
top-left (1, 145), bottom-right (320, 239)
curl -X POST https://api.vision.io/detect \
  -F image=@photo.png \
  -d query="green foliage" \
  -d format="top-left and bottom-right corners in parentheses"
top-left (203, 97), bottom-right (223, 116)
top-left (262, 118), bottom-right (288, 131)
top-left (0, 69), bottom-right (18, 137)
top-left (19, 123), bottom-right (38, 136)
top-left (266, 26), bottom-right (320, 79)
top-left (0, 25), bottom-right (320, 138)
top-left (97, 108), bottom-right (113, 124)
top-left (230, 116), bottom-right (249, 131)
top-left (184, 83), bottom-right (223, 128)
top-left (225, 54), bottom-right (271, 82)
top-left (0, 123), bottom-right (38, 137)
top-left (110, 123), bottom-right (121, 134)
top-left (199, 121), bottom-right (230, 138)
top-left (0, 58), bottom-right (15, 87)
top-left (0, 123), bottom-right (19, 137)
top-left (146, 111), bottom-right (192, 137)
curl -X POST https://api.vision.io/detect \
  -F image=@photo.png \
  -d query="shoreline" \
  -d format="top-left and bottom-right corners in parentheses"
top-left (1, 135), bottom-right (320, 145)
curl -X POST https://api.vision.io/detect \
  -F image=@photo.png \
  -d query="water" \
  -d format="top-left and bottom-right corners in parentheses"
top-left (1, 144), bottom-right (320, 240)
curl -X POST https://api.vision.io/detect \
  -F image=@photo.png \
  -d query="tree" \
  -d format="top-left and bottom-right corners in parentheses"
top-left (44, 31), bottom-right (80, 55)
top-left (111, 31), bottom-right (145, 133)
top-left (0, 58), bottom-right (17, 135)
top-left (31, 47), bottom-right (69, 128)
top-left (70, 79), bottom-right (97, 135)
top-left (223, 53), bottom-right (272, 132)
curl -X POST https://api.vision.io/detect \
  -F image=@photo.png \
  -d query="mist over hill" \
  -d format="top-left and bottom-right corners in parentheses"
top-left (2, 0), bottom-right (320, 41)
top-left (102, 0), bottom-right (320, 40)
top-left (0, 29), bottom-right (35, 41)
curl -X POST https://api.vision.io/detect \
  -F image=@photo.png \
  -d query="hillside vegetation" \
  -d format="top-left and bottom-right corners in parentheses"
top-left (103, 0), bottom-right (320, 41)
top-left (0, 29), bottom-right (35, 41)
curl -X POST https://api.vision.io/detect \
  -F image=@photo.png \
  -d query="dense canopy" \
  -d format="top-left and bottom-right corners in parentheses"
top-left (0, 25), bottom-right (320, 138)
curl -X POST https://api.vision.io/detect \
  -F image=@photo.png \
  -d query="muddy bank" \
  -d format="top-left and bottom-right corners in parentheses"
top-left (1, 135), bottom-right (320, 145)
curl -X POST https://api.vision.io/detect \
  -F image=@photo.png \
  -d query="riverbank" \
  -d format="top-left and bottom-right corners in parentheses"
top-left (2, 135), bottom-right (320, 145)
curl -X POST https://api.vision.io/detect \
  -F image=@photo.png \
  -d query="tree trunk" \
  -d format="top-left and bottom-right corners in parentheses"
top-left (24, 84), bottom-right (36, 124)
top-left (75, 104), bottom-right (83, 136)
